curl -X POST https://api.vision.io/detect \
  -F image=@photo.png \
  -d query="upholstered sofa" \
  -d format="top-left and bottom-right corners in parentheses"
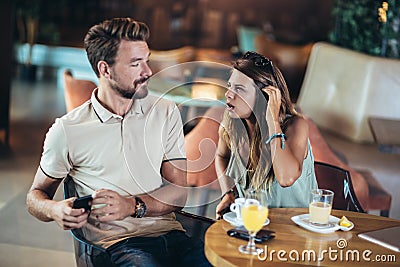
top-left (297, 42), bottom-right (397, 215)
top-left (297, 42), bottom-right (400, 143)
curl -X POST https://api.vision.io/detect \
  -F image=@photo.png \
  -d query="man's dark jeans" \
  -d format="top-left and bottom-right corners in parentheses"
top-left (107, 230), bottom-right (212, 267)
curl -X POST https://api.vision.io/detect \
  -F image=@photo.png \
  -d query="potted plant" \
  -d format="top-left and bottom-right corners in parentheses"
top-left (329, 0), bottom-right (399, 59)
top-left (379, 0), bottom-right (400, 58)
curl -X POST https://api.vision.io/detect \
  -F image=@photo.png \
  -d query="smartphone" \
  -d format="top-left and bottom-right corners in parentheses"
top-left (227, 226), bottom-right (275, 243)
top-left (72, 195), bottom-right (93, 212)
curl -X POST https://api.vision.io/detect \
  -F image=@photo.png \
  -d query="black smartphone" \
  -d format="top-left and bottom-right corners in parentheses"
top-left (72, 195), bottom-right (93, 212)
top-left (227, 226), bottom-right (275, 243)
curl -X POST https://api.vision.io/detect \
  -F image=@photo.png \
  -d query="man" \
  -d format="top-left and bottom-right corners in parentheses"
top-left (26, 17), bottom-right (211, 267)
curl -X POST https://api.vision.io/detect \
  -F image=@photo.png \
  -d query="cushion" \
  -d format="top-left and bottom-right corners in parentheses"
top-left (297, 42), bottom-right (400, 143)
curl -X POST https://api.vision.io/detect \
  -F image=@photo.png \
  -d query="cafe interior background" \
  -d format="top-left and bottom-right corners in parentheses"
top-left (0, 0), bottom-right (399, 266)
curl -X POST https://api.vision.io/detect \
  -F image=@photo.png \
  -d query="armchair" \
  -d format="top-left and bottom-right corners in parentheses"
top-left (63, 69), bottom-right (97, 112)
top-left (314, 161), bottom-right (364, 212)
top-left (63, 175), bottom-right (214, 267)
top-left (298, 42), bottom-right (395, 216)
top-left (184, 106), bottom-right (225, 215)
top-left (149, 46), bottom-right (196, 76)
top-left (63, 175), bottom-right (114, 267)
top-left (297, 42), bottom-right (400, 143)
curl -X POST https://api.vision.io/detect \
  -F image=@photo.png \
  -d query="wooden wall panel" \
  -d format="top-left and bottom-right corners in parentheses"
top-left (25, 0), bottom-right (334, 50)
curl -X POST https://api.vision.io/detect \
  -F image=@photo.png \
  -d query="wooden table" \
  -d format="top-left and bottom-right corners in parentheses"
top-left (369, 117), bottom-right (400, 154)
top-left (205, 208), bottom-right (400, 266)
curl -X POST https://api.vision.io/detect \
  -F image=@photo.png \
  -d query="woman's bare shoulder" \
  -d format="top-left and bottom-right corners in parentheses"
top-left (285, 116), bottom-right (309, 137)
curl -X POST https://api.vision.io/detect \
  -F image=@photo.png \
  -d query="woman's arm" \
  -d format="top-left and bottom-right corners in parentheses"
top-left (215, 127), bottom-right (234, 193)
top-left (270, 118), bottom-right (309, 187)
top-left (263, 86), bottom-right (309, 187)
top-left (215, 127), bottom-right (236, 218)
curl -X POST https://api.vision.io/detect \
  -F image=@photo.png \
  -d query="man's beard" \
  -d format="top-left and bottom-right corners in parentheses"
top-left (112, 77), bottom-right (149, 99)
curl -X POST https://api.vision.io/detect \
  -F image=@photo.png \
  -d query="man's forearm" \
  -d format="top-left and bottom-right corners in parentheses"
top-left (26, 189), bottom-right (56, 222)
top-left (138, 182), bottom-right (188, 217)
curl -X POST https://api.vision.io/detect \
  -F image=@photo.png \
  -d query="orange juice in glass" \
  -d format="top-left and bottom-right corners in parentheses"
top-left (242, 204), bottom-right (269, 232)
top-left (238, 188), bottom-right (269, 255)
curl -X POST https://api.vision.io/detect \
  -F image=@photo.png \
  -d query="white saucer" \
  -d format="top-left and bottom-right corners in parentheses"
top-left (291, 214), bottom-right (354, 234)
top-left (223, 211), bottom-right (270, 227)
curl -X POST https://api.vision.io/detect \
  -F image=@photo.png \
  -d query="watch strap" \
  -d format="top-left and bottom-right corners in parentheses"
top-left (132, 196), bottom-right (147, 218)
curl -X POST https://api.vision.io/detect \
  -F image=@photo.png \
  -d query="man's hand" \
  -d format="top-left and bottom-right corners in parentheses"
top-left (52, 197), bottom-right (90, 230)
top-left (90, 189), bottom-right (135, 222)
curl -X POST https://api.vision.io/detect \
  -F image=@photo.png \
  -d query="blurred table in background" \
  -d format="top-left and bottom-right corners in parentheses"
top-left (369, 117), bottom-right (400, 154)
top-left (148, 61), bottom-right (230, 125)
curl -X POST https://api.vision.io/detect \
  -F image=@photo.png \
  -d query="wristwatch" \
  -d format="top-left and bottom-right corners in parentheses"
top-left (132, 197), bottom-right (147, 218)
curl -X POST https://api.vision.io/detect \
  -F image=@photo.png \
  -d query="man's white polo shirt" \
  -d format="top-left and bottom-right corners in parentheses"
top-left (40, 89), bottom-right (186, 247)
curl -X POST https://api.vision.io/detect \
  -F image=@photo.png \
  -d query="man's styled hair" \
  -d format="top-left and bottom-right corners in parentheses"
top-left (84, 17), bottom-right (150, 77)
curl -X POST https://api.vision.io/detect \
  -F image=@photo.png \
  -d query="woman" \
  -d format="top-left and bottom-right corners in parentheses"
top-left (216, 51), bottom-right (317, 219)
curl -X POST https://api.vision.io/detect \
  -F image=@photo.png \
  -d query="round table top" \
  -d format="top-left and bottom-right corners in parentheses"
top-left (205, 208), bottom-right (400, 267)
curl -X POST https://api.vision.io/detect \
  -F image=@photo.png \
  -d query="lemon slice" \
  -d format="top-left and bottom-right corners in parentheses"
top-left (339, 216), bottom-right (352, 227)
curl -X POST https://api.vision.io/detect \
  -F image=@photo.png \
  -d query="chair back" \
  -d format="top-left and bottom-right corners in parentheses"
top-left (184, 106), bottom-right (224, 215)
top-left (63, 69), bottom-right (97, 112)
top-left (149, 46), bottom-right (196, 76)
top-left (175, 210), bottom-right (215, 242)
top-left (63, 176), bottom-right (115, 267)
top-left (314, 161), bottom-right (364, 213)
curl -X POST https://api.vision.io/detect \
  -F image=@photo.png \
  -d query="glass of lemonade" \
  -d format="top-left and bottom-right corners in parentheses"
top-left (309, 189), bottom-right (334, 227)
top-left (239, 188), bottom-right (269, 255)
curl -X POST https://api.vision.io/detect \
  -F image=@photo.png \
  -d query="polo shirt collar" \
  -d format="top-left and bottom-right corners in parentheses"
top-left (90, 88), bottom-right (144, 123)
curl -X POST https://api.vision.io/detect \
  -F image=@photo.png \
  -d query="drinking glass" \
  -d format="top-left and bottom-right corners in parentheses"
top-left (309, 189), bottom-right (334, 227)
top-left (238, 188), bottom-right (269, 255)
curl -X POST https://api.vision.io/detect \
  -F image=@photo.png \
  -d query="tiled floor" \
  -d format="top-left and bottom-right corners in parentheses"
top-left (0, 73), bottom-right (399, 266)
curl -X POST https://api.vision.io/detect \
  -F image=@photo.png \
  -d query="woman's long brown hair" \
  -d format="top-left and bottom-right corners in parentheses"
top-left (221, 54), bottom-right (300, 191)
